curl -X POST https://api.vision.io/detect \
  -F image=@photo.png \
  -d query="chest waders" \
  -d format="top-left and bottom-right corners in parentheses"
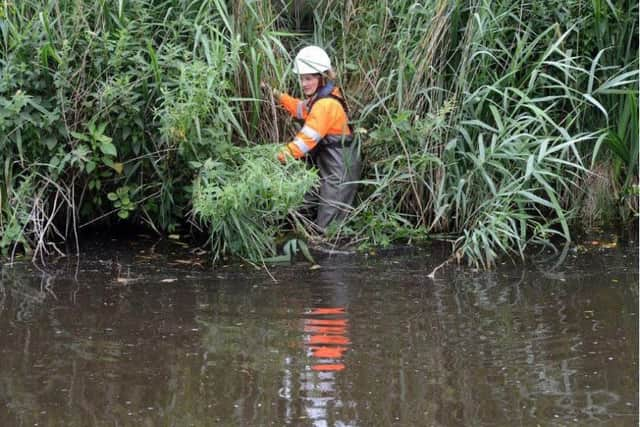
top-left (304, 84), bottom-right (362, 230)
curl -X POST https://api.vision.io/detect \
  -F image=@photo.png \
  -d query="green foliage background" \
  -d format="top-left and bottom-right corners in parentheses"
top-left (0, 0), bottom-right (637, 266)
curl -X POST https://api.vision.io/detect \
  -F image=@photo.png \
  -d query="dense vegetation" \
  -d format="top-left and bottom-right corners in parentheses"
top-left (1, 0), bottom-right (637, 267)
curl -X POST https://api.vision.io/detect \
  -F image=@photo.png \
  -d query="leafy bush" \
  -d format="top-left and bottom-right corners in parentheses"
top-left (192, 145), bottom-right (317, 263)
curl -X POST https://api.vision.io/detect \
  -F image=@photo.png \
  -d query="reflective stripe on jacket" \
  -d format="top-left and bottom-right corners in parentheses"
top-left (278, 87), bottom-right (351, 159)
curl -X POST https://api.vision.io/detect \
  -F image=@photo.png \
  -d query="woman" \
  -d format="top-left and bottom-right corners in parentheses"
top-left (264, 45), bottom-right (361, 231)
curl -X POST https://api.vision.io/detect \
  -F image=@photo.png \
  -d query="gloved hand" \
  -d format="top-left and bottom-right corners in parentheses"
top-left (277, 148), bottom-right (292, 164)
top-left (260, 80), bottom-right (280, 98)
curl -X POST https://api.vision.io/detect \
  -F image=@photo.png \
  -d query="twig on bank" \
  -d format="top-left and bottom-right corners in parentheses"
top-left (261, 261), bottom-right (278, 283)
top-left (427, 254), bottom-right (455, 280)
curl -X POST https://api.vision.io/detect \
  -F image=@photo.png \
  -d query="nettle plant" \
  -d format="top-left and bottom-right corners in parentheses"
top-left (69, 120), bottom-right (121, 175)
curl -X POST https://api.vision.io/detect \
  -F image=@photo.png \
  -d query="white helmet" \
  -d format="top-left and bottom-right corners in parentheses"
top-left (293, 45), bottom-right (331, 74)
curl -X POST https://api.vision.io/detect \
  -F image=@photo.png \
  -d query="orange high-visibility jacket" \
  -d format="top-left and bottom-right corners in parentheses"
top-left (278, 87), bottom-right (351, 159)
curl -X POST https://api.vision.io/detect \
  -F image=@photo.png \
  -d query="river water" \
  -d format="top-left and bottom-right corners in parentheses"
top-left (0, 237), bottom-right (637, 426)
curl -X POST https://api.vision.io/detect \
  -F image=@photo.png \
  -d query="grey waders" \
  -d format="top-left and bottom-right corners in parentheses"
top-left (305, 134), bottom-right (361, 230)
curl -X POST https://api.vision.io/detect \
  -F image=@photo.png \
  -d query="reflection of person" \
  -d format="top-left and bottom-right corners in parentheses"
top-left (304, 307), bottom-right (350, 372)
top-left (263, 46), bottom-right (361, 231)
top-left (300, 306), bottom-right (351, 426)
top-left (278, 268), bottom-right (353, 426)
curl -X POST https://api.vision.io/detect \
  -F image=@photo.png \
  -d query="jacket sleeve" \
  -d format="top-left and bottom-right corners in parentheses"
top-left (284, 99), bottom-right (336, 159)
top-left (279, 93), bottom-right (309, 120)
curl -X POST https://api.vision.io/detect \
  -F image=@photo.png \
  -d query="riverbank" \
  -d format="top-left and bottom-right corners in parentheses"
top-left (3, 224), bottom-right (636, 279)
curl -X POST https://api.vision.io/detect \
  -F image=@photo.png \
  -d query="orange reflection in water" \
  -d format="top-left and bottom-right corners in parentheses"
top-left (311, 363), bottom-right (345, 372)
top-left (300, 306), bottom-right (352, 427)
top-left (304, 307), bottom-right (350, 372)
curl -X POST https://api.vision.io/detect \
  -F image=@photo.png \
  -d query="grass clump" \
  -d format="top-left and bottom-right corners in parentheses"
top-left (314, 0), bottom-right (638, 267)
top-left (192, 145), bottom-right (317, 263)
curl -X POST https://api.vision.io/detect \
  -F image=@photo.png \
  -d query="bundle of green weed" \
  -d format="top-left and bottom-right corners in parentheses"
top-left (192, 145), bottom-right (317, 263)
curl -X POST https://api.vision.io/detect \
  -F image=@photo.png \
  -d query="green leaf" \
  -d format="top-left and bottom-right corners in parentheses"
top-left (70, 131), bottom-right (91, 142)
top-left (524, 155), bottom-right (535, 180)
top-left (518, 190), bottom-right (554, 209)
top-left (96, 122), bottom-right (107, 135)
top-left (263, 254), bottom-right (292, 264)
top-left (583, 94), bottom-right (608, 121)
top-left (102, 156), bottom-right (114, 168)
top-left (111, 162), bottom-right (124, 174)
top-left (85, 160), bottom-right (96, 173)
top-left (96, 134), bottom-right (112, 144)
top-left (43, 136), bottom-right (57, 150)
top-left (100, 141), bottom-right (117, 156)
top-left (297, 240), bottom-right (316, 264)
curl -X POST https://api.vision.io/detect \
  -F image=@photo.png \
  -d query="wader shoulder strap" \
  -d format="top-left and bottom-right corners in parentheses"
top-left (308, 82), bottom-right (350, 115)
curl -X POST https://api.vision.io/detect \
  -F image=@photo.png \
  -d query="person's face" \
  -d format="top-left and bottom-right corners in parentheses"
top-left (300, 74), bottom-right (322, 97)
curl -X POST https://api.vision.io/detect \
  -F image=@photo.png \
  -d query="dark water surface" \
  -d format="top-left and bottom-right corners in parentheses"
top-left (0, 239), bottom-right (637, 426)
